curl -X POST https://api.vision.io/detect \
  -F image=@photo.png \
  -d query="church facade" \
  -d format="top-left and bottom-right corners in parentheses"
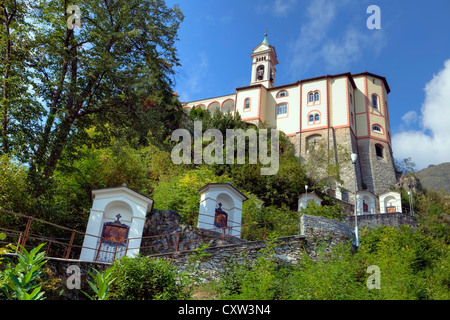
top-left (182, 33), bottom-right (397, 203)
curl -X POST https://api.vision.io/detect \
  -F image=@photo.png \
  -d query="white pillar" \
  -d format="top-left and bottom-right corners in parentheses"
top-left (79, 209), bottom-right (103, 261)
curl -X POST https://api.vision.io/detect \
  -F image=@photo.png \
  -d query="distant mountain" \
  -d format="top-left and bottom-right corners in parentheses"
top-left (415, 163), bottom-right (450, 193)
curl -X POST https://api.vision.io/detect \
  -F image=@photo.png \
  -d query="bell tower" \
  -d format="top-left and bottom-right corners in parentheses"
top-left (250, 32), bottom-right (279, 88)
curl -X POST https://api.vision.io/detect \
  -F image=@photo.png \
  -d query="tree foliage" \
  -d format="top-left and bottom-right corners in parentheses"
top-left (1, 0), bottom-right (184, 195)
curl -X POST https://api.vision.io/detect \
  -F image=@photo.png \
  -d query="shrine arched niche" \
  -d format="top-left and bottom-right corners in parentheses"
top-left (214, 193), bottom-right (235, 230)
top-left (96, 200), bottom-right (133, 262)
top-left (104, 200), bottom-right (133, 223)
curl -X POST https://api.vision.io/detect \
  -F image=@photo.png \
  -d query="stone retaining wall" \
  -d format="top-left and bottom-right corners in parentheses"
top-left (152, 235), bottom-right (309, 280)
top-left (345, 212), bottom-right (416, 229)
top-left (300, 214), bottom-right (356, 242)
top-left (8, 213), bottom-right (405, 299)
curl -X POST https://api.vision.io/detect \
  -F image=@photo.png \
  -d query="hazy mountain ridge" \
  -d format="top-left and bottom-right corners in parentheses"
top-left (415, 162), bottom-right (450, 193)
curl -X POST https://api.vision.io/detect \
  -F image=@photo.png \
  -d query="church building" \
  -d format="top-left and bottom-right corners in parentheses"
top-left (182, 33), bottom-right (398, 206)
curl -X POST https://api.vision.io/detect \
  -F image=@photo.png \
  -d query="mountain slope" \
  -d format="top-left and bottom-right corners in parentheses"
top-left (415, 162), bottom-right (450, 193)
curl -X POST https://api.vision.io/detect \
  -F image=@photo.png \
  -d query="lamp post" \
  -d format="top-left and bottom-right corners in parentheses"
top-left (299, 184), bottom-right (309, 236)
top-left (407, 191), bottom-right (411, 214)
top-left (407, 189), bottom-right (415, 216)
top-left (351, 153), bottom-right (359, 247)
top-left (408, 184), bottom-right (415, 216)
top-left (305, 185), bottom-right (308, 208)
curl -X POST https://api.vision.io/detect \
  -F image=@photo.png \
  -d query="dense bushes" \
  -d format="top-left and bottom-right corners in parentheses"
top-left (214, 225), bottom-right (450, 300)
top-left (107, 255), bottom-right (190, 300)
top-left (0, 155), bottom-right (30, 213)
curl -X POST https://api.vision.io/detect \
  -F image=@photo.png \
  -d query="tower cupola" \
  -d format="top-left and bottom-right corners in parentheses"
top-left (250, 32), bottom-right (279, 88)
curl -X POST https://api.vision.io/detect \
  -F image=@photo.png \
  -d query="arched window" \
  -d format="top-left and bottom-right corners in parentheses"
top-left (306, 134), bottom-right (322, 152)
top-left (372, 125), bottom-right (382, 133)
top-left (308, 91), bottom-right (321, 105)
top-left (314, 91), bottom-right (320, 102)
top-left (277, 90), bottom-right (288, 98)
top-left (208, 102), bottom-right (220, 113)
top-left (308, 112), bottom-right (320, 124)
top-left (244, 98), bottom-right (250, 110)
top-left (372, 94), bottom-right (378, 109)
top-left (221, 99), bottom-right (235, 113)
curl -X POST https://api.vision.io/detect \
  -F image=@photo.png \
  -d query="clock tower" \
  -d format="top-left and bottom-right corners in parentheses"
top-left (250, 32), bottom-right (279, 88)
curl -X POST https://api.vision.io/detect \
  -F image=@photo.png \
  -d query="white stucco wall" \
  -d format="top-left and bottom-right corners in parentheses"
top-left (197, 183), bottom-right (247, 238)
top-left (80, 187), bottom-right (153, 262)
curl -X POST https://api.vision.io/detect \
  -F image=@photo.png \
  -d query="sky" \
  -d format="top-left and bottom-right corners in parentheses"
top-left (166, 0), bottom-right (450, 170)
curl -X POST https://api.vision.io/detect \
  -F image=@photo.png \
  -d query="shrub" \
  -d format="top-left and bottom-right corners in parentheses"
top-left (0, 243), bottom-right (47, 300)
top-left (217, 239), bottom-right (278, 300)
top-left (299, 201), bottom-right (345, 221)
top-left (289, 243), bottom-right (372, 300)
top-left (0, 154), bottom-right (31, 213)
top-left (82, 268), bottom-right (116, 300)
top-left (108, 255), bottom-right (190, 300)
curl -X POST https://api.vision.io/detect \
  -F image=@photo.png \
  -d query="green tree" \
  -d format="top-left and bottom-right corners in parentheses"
top-left (0, 0), bottom-right (37, 155)
top-left (0, 154), bottom-right (30, 213)
top-left (395, 157), bottom-right (416, 174)
top-left (415, 190), bottom-right (450, 243)
top-left (47, 133), bottom-right (181, 229)
top-left (1, 0), bottom-right (184, 195)
top-left (152, 165), bottom-right (234, 223)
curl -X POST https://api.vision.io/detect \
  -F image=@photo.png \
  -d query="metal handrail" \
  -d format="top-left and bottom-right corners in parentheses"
top-left (0, 208), bottom-right (305, 262)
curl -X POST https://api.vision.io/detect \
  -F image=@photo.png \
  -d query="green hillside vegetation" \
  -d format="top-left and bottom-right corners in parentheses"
top-left (1, 107), bottom-right (449, 300)
top-left (1, 0), bottom-right (449, 300)
top-left (415, 163), bottom-right (450, 193)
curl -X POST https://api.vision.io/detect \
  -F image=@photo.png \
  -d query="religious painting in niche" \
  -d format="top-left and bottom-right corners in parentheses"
top-left (101, 214), bottom-right (129, 245)
top-left (214, 202), bottom-right (228, 228)
top-left (386, 206), bottom-right (396, 213)
top-left (363, 201), bottom-right (369, 213)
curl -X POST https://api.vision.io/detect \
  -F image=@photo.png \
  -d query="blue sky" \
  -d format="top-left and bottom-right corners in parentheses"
top-left (167, 0), bottom-right (450, 170)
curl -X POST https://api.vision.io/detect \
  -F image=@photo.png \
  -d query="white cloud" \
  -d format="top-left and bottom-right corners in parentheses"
top-left (392, 59), bottom-right (450, 170)
top-left (320, 28), bottom-right (363, 69)
top-left (257, 0), bottom-right (298, 17)
top-left (401, 111), bottom-right (418, 126)
top-left (272, 0), bottom-right (298, 17)
top-left (177, 52), bottom-right (209, 102)
top-left (288, 0), bottom-right (386, 76)
top-left (205, 14), bottom-right (233, 25)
